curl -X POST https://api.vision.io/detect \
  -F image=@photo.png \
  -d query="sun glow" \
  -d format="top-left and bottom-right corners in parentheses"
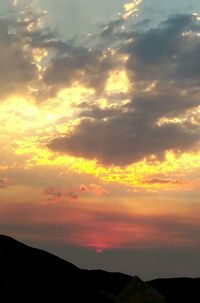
top-left (15, 143), bottom-right (200, 192)
top-left (57, 84), bottom-right (95, 104)
top-left (106, 70), bottom-right (130, 94)
top-left (32, 48), bottom-right (48, 63)
top-left (1, 89), bottom-right (200, 194)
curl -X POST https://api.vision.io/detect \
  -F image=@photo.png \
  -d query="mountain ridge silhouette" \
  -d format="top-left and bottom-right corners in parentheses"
top-left (0, 235), bottom-right (199, 303)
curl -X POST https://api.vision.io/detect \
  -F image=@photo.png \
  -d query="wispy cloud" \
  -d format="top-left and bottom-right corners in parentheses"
top-left (43, 187), bottom-right (78, 203)
top-left (80, 184), bottom-right (107, 196)
top-left (0, 178), bottom-right (12, 188)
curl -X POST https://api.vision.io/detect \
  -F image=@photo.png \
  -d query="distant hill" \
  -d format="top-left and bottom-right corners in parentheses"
top-left (148, 277), bottom-right (200, 303)
top-left (1, 235), bottom-right (198, 302)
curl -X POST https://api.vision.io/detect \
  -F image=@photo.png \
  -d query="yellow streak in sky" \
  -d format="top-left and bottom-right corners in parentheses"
top-left (57, 84), bottom-right (95, 107)
top-left (1, 85), bottom-right (200, 193)
top-left (16, 140), bottom-right (200, 192)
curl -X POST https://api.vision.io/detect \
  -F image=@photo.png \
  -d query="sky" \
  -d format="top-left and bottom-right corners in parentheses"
top-left (0, 0), bottom-right (200, 280)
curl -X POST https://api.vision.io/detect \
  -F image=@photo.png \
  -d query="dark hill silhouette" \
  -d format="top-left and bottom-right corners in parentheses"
top-left (0, 235), bottom-right (165, 302)
top-left (0, 235), bottom-right (82, 301)
top-left (1, 235), bottom-right (198, 303)
top-left (148, 277), bottom-right (200, 303)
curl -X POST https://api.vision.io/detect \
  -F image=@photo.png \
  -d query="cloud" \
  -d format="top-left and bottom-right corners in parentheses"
top-left (0, 178), bottom-right (12, 188)
top-left (43, 187), bottom-right (78, 203)
top-left (0, 17), bottom-right (37, 99)
top-left (0, 2), bottom-right (137, 101)
top-left (122, 0), bottom-right (144, 20)
top-left (43, 47), bottom-right (117, 96)
top-left (48, 13), bottom-right (200, 166)
top-left (43, 184), bottom-right (107, 202)
top-left (0, 8), bottom-right (91, 101)
top-left (35, 1), bottom-right (144, 98)
top-left (1, 7), bottom-right (200, 167)
top-left (143, 179), bottom-right (182, 185)
top-left (80, 184), bottom-right (107, 196)
top-left (99, 0), bottom-right (144, 39)
top-left (125, 14), bottom-right (200, 84)
top-left (49, 97), bottom-right (199, 165)
top-left (100, 19), bottom-right (125, 39)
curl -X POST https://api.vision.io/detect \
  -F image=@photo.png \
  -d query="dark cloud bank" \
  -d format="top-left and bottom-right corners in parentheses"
top-left (48, 14), bottom-right (200, 166)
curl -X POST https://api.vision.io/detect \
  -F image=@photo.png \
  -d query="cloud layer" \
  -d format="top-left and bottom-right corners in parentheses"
top-left (1, 6), bottom-right (200, 168)
top-left (48, 14), bottom-right (200, 165)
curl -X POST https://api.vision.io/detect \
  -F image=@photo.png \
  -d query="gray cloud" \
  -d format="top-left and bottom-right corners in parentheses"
top-left (43, 47), bottom-right (115, 95)
top-left (99, 19), bottom-right (125, 39)
top-left (0, 17), bottom-right (37, 99)
top-left (49, 90), bottom-right (199, 165)
top-left (49, 114), bottom-right (198, 166)
top-left (129, 14), bottom-right (195, 62)
top-left (125, 14), bottom-right (200, 84)
top-left (48, 13), bottom-right (200, 166)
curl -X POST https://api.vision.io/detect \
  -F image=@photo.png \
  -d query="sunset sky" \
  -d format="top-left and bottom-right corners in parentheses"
top-left (1, 0), bottom-right (200, 280)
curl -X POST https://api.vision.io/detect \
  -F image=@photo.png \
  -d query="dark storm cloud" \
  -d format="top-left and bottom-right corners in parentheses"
top-left (48, 13), bottom-right (200, 166)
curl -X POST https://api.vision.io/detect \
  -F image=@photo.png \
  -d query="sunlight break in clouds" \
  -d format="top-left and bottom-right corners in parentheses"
top-left (123, 0), bottom-right (144, 20)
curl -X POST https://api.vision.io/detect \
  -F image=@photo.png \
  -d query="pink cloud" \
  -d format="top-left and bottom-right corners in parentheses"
top-left (0, 178), bottom-right (13, 189)
top-left (80, 184), bottom-right (107, 196)
top-left (43, 187), bottom-right (78, 203)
